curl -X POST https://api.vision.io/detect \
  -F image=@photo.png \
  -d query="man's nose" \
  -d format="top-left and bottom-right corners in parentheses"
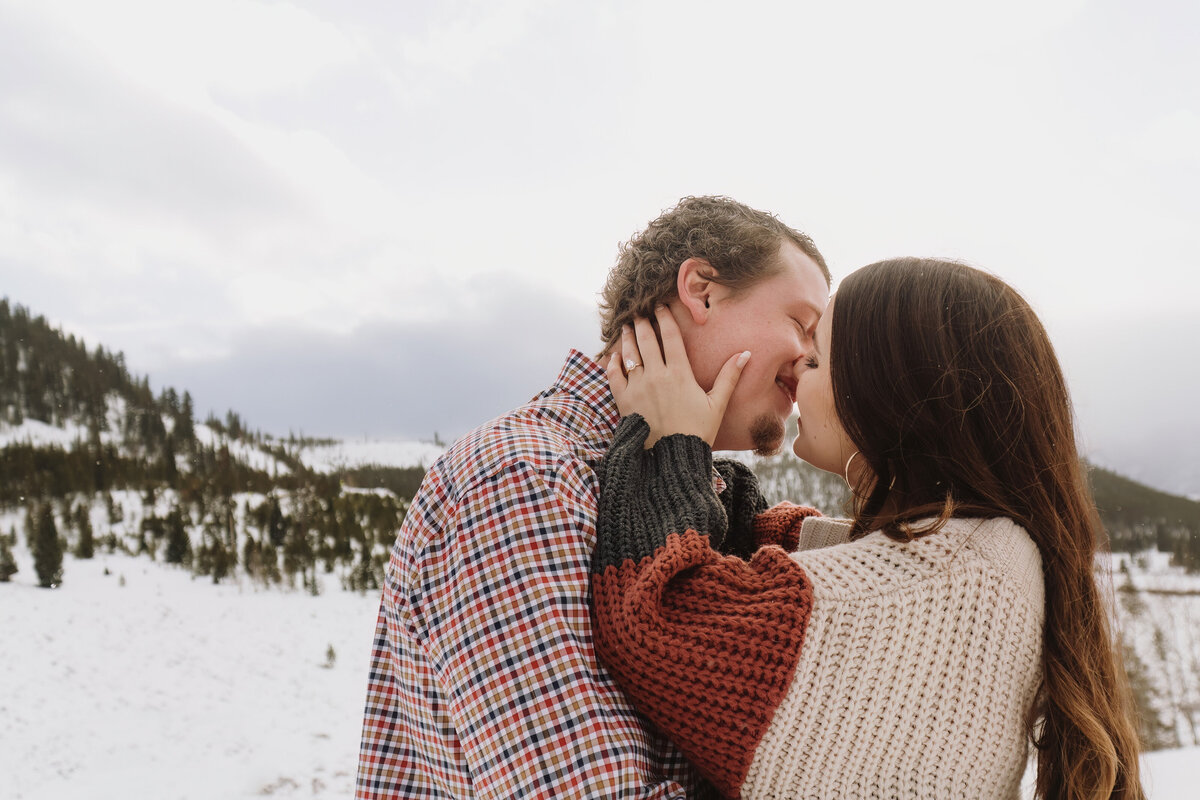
top-left (789, 354), bottom-right (807, 380)
top-left (792, 329), bottom-right (814, 362)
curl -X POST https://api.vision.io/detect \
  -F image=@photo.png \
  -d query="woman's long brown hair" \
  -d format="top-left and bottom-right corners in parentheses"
top-left (830, 258), bottom-right (1143, 800)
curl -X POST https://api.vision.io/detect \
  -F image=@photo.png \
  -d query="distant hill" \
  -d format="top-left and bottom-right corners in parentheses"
top-left (729, 416), bottom-right (1200, 572)
top-left (1090, 464), bottom-right (1200, 561)
top-left (0, 297), bottom-right (442, 591)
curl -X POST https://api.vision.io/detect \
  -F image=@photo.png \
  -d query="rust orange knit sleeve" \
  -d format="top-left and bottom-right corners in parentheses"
top-left (753, 502), bottom-right (823, 552)
top-left (592, 416), bottom-right (815, 798)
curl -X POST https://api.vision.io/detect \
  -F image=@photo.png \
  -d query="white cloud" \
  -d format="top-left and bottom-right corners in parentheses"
top-left (5, 0), bottom-right (393, 238)
top-left (1, 0), bottom-right (1197, 493)
top-left (150, 274), bottom-right (602, 440)
top-left (396, 0), bottom-right (550, 78)
top-left (1133, 109), bottom-right (1200, 166)
top-left (33, 0), bottom-right (363, 101)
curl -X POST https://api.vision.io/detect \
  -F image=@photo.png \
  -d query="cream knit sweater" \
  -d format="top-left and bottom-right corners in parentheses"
top-left (745, 514), bottom-right (1044, 798)
top-left (591, 417), bottom-right (1046, 799)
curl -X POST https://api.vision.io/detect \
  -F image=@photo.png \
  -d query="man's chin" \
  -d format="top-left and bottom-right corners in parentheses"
top-left (749, 414), bottom-right (785, 457)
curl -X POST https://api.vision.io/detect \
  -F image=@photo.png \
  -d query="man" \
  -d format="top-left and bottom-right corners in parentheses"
top-left (356, 196), bottom-right (831, 799)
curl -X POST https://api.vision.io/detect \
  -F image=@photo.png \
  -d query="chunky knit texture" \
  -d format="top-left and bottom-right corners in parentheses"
top-left (591, 415), bottom-right (1045, 800)
top-left (751, 501), bottom-right (823, 552)
top-left (712, 458), bottom-right (772, 559)
top-left (594, 416), bottom-right (730, 572)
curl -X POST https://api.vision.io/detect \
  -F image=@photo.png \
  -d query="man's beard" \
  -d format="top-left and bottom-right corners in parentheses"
top-left (749, 414), bottom-right (785, 457)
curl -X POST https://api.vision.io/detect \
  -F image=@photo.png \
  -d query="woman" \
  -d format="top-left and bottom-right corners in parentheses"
top-left (590, 258), bottom-right (1143, 799)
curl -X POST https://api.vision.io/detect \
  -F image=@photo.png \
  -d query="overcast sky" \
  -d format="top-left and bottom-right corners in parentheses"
top-left (1, 0), bottom-right (1197, 496)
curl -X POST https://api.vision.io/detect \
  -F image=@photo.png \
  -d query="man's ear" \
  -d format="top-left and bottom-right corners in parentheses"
top-left (677, 258), bottom-right (720, 325)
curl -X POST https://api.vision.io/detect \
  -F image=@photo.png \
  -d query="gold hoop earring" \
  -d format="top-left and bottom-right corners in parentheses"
top-left (844, 451), bottom-right (859, 484)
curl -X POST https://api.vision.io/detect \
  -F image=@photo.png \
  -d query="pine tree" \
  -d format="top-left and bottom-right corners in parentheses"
top-left (267, 497), bottom-right (286, 547)
top-left (106, 492), bottom-right (123, 524)
top-left (260, 540), bottom-right (281, 585)
top-left (73, 503), bottom-right (94, 559)
top-left (32, 504), bottom-right (63, 588)
top-left (241, 534), bottom-right (261, 582)
top-left (1123, 640), bottom-right (1176, 749)
top-left (162, 434), bottom-right (179, 488)
top-left (165, 508), bottom-right (191, 565)
top-left (195, 524), bottom-right (230, 584)
top-left (23, 506), bottom-right (35, 549)
top-left (211, 537), bottom-right (229, 584)
top-left (138, 512), bottom-right (163, 559)
top-left (178, 391), bottom-right (196, 447)
top-left (161, 386), bottom-right (179, 416)
top-left (0, 532), bottom-right (17, 582)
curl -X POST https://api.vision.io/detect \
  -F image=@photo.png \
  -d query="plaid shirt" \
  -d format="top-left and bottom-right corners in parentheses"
top-left (356, 350), bottom-right (709, 799)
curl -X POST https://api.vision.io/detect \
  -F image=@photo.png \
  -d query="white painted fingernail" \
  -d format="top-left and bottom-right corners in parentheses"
top-left (736, 351), bottom-right (751, 367)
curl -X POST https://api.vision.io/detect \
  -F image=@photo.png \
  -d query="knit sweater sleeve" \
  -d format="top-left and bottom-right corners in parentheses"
top-left (710, 460), bottom-right (823, 556)
top-left (712, 457), bottom-right (768, 559)
top-left (592, 415), bottom-right (815, 799)
top-left (752, 502), bottom-right (825, 552)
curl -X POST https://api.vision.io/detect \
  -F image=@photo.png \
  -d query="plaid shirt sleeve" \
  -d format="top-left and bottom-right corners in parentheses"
top-left (358, 450), bottom-right (696, 799)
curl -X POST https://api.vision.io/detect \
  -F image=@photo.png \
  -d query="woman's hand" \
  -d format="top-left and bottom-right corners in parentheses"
top-left (605, 305), bottom-right (750, 448)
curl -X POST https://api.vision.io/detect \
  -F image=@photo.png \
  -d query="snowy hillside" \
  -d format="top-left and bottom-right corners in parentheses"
top-left (1108, 552), bottom-right (1200, 749)
top-left (2, 535), bottom-right (1199, 798)
top-left (0, 417), bottom-right (95, 449)
top-left (192, 422), bottom-right (292, 476)
top-left (294, 437), bottom-right (445, 473)
top-left (0, 416), bottom-right (444, 477)
top-left (0, 414), bottom-right (295, 477)
top-left (0, 392), bottom-right (129, 449)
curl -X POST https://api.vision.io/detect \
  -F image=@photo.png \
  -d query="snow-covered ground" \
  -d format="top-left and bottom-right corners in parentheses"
top-left (2, 539), bottom-right (1197, 798)
top-left (294, 437), bottom-right (445, 473)
top-left (1, 543), bottom-right (380, 800)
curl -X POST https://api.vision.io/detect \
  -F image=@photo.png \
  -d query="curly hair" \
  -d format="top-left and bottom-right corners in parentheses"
top-left (597, 196), bottom-right (829, 351)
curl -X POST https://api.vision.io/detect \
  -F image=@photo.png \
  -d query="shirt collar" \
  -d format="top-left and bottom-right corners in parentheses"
top-left (540, 349), bottom-right (621, 439)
